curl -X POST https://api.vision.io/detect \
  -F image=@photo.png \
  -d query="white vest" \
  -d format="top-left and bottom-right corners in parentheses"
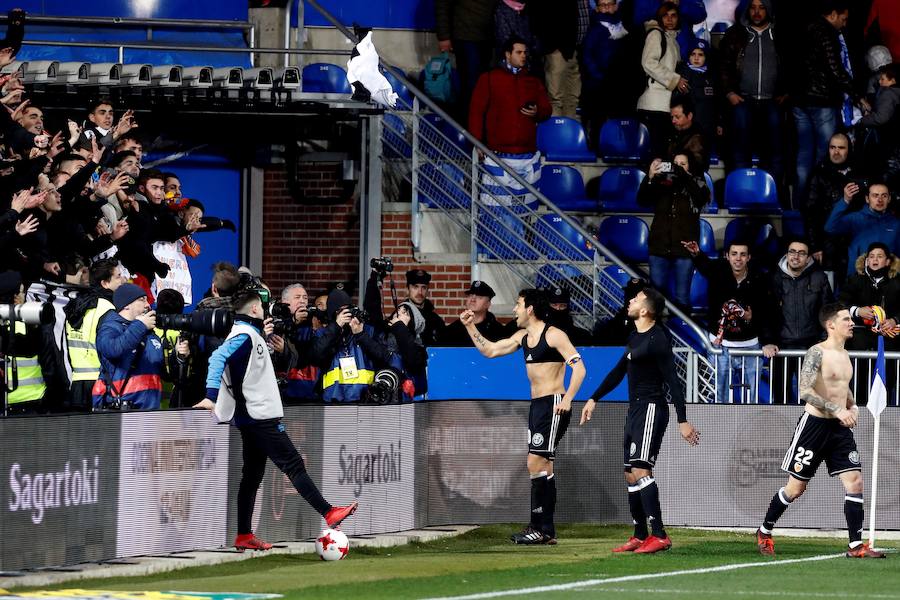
top-left (214, 321), bottom-right (283, 423)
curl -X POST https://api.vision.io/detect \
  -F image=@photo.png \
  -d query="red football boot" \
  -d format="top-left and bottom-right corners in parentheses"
top-left (612, 537), bottom-right (645, 553)
top-left (757, 530), bottom-right (775, 556)
top-left (633, 535), bottom-right (672, 554)
top-left (846, 543), bottom-right (886, 558)
top-left (325, 501), bottom-right (359, 529)
top-left (234, 533), bottom-right (273, 552)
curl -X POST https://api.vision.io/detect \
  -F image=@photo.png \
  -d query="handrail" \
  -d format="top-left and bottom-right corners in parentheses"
top-left (728, 347), bottom-right (900, 360)
top-left (25, 14), bottom-right (253, 30)
top-left (304, 0), bottom-right (715, 352)
top-left (19, 39), bottom-right (351, 56)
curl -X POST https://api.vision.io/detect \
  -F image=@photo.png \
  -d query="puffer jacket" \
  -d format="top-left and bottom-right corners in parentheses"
top-left (839, 255), bottom-right (900, 351)
top-left (435, 0), bottom-right (496, 42)
top-left (771, 255), bottom-right (832, 345)
top-left (637, 21), bottom-right (681, 113)
top-left (793, 16), bottom-right (857, 107)
top-left (93, 312), bottom-right (164, 410)
top-left (718, 0), bottom-right (785, 98)
top-left (637, 170), bottom-right (709, 258)
top-left (824, 201), bottom-right (900, 277)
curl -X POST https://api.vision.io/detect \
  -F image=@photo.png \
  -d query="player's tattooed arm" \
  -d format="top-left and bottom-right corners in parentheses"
top-left (798, 346), bottom-right (841, 414)
top-left (472, 330), bottom-right (488, 349)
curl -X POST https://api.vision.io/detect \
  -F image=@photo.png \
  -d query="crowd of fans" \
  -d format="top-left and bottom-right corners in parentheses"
top-left (3, 1), bottom-right (900, 413)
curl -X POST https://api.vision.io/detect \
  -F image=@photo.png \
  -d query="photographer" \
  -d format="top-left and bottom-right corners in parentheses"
top-left (92, 283), bottom-right (163, 410)
top-left (318, 287), bottom-right (395, 403)
top-left (1, 270), bottom-right (49, 416)
top-left (154, 288), bottom-right (194, 409)
top-left (637, 153), bottom-right (709, 311)
top-left (63, 258), bottom-right (126, 412)
top-left (269, 283), bottom-right (323, 403)
top-left (363, 267), bottom-right (428, 401)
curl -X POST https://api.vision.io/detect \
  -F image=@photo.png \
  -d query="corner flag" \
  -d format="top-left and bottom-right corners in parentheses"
top-left (868, 335), bottom-right (887, 418)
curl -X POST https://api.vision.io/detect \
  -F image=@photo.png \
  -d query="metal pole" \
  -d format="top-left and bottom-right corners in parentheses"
top-left (411, 98), bottom-right (421, 252)
top-left (284, 0), bottom-right (295, 68)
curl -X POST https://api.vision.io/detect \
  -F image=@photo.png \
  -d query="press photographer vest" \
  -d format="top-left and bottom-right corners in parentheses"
top-left (65, 298), bottom-right (114, 382)
top-left (214, 321), bottom-right (283, 423)
top-left (7, 322), bottom-right (46, 405)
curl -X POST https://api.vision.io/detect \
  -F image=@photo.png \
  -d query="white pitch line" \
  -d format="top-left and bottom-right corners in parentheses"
top-left (574, 587), bottom-right (900, 599)
top-left (421, 553), bottom-right (845, 600)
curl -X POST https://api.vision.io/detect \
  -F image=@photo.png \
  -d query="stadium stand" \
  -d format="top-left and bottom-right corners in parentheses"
top-left (538, 166), bottom-right (597, 212)
top-left (537, 117), bottom-right (596, 162)
top-left (598, 215), bottom-right (650, 263)
top-left (597, 167), bottom-right (646, 212)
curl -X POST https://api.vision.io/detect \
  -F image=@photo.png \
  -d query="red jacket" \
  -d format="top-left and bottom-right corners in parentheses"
top-left (868, 0), bottom-right (900, 62)
top-left (468, 67), bottom-right (552, 154)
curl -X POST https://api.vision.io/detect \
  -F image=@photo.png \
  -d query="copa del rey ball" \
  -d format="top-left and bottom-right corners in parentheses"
top-left (316, 528), bottom-right (350, 561)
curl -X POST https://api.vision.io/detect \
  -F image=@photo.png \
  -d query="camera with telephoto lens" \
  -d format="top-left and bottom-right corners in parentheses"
top-left (156, 308), bottom-right (234, 337)
top-left (0, 302), bottom-right (54, 325)
top-left (370, 256), bottom-right (393, 277)
top-left (238, 272), bottom-right (271, 307)
top-left (268, 301), bottom-right (294, 335)
top-left (366, 368), bottom-right (400, 404)
top-left (346, 305), bottom-right (368, 322)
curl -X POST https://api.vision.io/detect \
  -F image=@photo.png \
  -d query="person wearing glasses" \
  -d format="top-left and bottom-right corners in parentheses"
top-left (769, 238), bottom-right (834, 403)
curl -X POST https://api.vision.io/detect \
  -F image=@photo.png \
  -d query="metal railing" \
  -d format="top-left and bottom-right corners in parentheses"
top-left (713, 348), bottom-right (900, 405)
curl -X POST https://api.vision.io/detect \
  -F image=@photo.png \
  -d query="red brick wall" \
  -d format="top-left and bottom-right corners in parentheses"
top-left (381, 211), bottom-right (471, 321)
top-left (261, 166), bottom-right (360, 295)
top-left (261, 166), bottom-right (470, 321)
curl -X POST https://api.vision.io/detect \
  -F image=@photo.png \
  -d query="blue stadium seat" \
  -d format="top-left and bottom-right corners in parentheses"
top-left (597, 216), bottom-right (649, 263)
top-left (782, 210), bottom-right (805, 240)
top-left (668, 317), bottom-right (708, 354)
top-left (602, 265), bottom-right (632, 289)
top-left (381, 68), bottom-right (415, 109)
top-left (538, 166), bottom-right (598, 211)
top-left (537, 117), bottom-right (596, 162)
top-left (724, 168), bottom-right (780, 214)
top-left (419, 163), bottom-right (469, 209)
top-left (698, 218), bottom-right (717, 257)
top-left (723, 217), bottom-right (780, 263)
top-left (420, 113), bottom-right (472, 161)
top-left (690, 270), bottom-right (709, 312)
top-left (533, 213), bottom-right (594, 260)
top-left (711, 22), bottom-right (730, 34)
top-left (302, 63), bottom-right (351, 94)
top-left (703, 172), bottom-right (718, 213)
top-left (476, 209), bottom-right (538, 260)
top-left (598, 119), bottom-right (651, 163)
top-left (535, 264), bottom-right (593, 313)
top-left (382, 114), bottom-right (412, 159)
top-left (597, 167), bottom-right (646, 212)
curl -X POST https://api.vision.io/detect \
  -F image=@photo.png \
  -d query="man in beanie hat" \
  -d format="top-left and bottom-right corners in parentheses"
top-left (825, 181), bottom-right (900, 278)
top-left (546, 285), bottom-right (592, 345)
top-left (92, 283), bottom-right (164, 410)
top-left (404, 268), bottom-right (445, 346)
top-left (442, 280), bottom-right (507, 346)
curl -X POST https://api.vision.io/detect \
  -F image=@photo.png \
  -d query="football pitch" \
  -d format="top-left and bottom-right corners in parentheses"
top-left (10, 525), bottom-right (900, 600)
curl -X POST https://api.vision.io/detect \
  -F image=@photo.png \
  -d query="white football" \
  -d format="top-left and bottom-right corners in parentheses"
top-left (316, 528), bottom-right (350, 561)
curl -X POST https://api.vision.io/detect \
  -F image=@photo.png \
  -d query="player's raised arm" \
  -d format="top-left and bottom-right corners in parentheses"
top-left (461, 309), bottom-right (524, 357)
top-left (546, 326), bottom-right (586, 415)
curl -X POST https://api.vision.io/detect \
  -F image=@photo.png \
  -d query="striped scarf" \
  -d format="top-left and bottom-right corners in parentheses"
top-left (838, 33), bottom-right (854, 127)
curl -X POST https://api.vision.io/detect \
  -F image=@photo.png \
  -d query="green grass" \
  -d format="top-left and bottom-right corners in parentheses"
top-left (12, 525), bottom-right (900, 599)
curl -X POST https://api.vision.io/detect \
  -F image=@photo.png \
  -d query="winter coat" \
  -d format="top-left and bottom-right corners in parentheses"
top-left (858, 84), bottom-right (900, 137)
top-left (317, 323), bottom-right (396, 403)
top-left (718, 0), bottom-right (785, 98)
top-left (839, 255), bottom-right (900, 351)
top-left (494, 3), bottom-right (539, 58)
top-left (581, 11), bottom-right (630, 93)
top-left (93, 311), bottom-right (164, 410)
top-left (666, 121), bottom-right (709, 174)
top-left (435, 0), bottom-right (496, 43)
top-left (803, 159), bottom-right (861, 266)
top-left (771, 255), bottom-right (833, 346)
top-left (441, 311), bottom-right (508, 346)
top-left (632, 0), bottom-right (706, 60)
top-left (637, 22), bottom-right (681, 113)
top-left (675, 64), bottom-right (718, 141)
top-left (637, 170), bottom-right (709, 258)
top-left (468, 66), bottom-right (552, 154)
top-left (691, 252), bottom-right (777, 345)
top-left (824, 201), bottom-right (900, 277)
top-left (792, 16), bottom-right (857, 108)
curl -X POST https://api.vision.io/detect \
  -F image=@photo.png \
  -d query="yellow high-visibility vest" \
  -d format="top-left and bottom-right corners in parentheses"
top-left (7, 322), bottom-right (46, 404)
top-left (65, 298), bottom-right (114, 382)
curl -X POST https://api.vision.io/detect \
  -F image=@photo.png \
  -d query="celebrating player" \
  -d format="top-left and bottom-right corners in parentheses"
top-left (756, 303), bottom-right (885, 558)
top-left (462, 288), bottom-right (586, 545)
top-left (581, 288), bottom-right (700, 554)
